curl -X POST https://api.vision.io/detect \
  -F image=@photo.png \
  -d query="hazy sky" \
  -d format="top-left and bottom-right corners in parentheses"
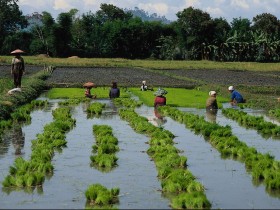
top-left (18, 0), bottom-right (280, 23)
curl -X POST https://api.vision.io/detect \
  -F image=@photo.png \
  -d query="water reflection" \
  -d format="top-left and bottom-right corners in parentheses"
top-left (206, 109), bottom-right (218, 123)
top-left (0, 133), bottom-right (10, 157)
top-left (154, 109), bottom-right (167, 127)
top-left (11, 124), bottom-right (25, 155)
top-left (0, 124), bottom-right (25, 156)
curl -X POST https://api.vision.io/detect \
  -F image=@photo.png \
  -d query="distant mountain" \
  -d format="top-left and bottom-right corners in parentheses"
top-left (125, 7), bottom-right (173, 24)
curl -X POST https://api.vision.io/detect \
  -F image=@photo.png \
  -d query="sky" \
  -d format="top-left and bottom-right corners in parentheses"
top-left (18, 0), bottom-right (280, 23)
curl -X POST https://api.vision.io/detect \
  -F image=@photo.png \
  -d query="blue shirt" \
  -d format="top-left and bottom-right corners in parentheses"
top-left (231, 90), bottom-right (244, 103)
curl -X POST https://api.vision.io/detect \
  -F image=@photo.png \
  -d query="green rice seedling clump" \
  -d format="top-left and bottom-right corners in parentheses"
top-left (85, 184), bottom-right (119, 206)
top-left (171, 191), bottom-right (211, 209)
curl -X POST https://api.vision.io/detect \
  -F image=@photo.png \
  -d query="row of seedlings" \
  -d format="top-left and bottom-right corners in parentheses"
top-left (90, 125), bottom-right (119, 171)
top-left (86, 101), bottom-right (106, 118)
top-left (0, 100), bottom-right (49, 142)
top-left (58, 98), bottom-right (91, 106)
top-left (269, 109), bottom-right (280, 121)
top-left (85, 101), bottom-right (120, 208)
top-left (2, 106), bottom-right (76, 190)
top-left (85, 183), bottom-right (120, 209)
top-left (116, 98), bottom-right (211, 209)
top-left (222, 108), bottom-right (280, 139)
top-left (159, 106), bottom-right (280, 193)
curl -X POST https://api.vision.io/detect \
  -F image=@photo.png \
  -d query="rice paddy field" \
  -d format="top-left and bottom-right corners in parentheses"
top-left (0, 60), bottom-right (280, 209)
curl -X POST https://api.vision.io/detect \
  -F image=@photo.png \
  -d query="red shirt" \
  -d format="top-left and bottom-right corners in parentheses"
top-left (154, 96), bottom-right (166, 108)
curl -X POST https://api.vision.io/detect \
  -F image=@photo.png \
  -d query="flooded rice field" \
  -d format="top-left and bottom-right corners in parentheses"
top-left (0, 94), bottom-right (280, 209)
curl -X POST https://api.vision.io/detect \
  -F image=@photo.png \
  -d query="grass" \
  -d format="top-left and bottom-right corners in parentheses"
top-left (47, 87), bottom-right (129, 99)
top-left (129, 88), bottom-right (228, 108)
top-left (47, 87), bottom-right (228, 108)
top-left (1, 56), bottom-right (280, 71)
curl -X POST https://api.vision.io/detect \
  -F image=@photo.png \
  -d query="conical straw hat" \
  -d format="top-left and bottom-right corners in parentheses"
top-left (83, 82), bottom-right (96, 88)
top-left (11, 49), bottom-right (25, 54)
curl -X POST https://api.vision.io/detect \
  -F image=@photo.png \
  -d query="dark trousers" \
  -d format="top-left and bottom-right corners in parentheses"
top-left (13, 73), bottom-right (23, 88)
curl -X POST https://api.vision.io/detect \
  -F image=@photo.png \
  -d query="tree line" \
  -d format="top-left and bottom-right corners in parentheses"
top-left (1, 0), bottom-right (280, 62)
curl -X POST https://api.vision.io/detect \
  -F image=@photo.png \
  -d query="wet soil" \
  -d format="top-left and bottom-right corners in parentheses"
top-left (1, 65), bottom-right (279, 87)
top-left (159, 69), bottom-right (280, 86)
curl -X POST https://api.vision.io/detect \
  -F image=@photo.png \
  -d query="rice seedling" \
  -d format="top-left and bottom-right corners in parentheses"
top-left (171, 191), bottom-right (211, 209)
top-left (85, 183), bottom-right (119, 207)
top-left (161, 169), bottom-right (196, 193)
top-left (86, 102), bottom-right (106, 115)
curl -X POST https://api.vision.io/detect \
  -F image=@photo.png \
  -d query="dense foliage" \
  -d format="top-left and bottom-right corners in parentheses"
top-left (1, 1), bottom-right (280, 62)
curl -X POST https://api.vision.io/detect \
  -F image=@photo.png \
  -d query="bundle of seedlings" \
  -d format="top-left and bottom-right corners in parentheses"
top-left (90, 125), bottom-right (119, 171)
top-left (85, 183), bottom-right (119, 208)
top-left (222, 108), bottom-right (280, 138)
top-left (269, 109), bottom-right (280, 121)
top-left (118, 107), bottom-right (211, 209)
top-left (0, 100), bottom-right (48, 143)
top-left (86, 102), bottom-right (106, 117)
top-left (160, 106), bottom-right (280, 192)
top-left (113, 97), bottom-right (143, 108)
top-left (2, 107), bottom-right (76, 189)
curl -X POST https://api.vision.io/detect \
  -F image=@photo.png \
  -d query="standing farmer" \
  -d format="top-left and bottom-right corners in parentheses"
top-left (11, 49), bottom-right (25, 88)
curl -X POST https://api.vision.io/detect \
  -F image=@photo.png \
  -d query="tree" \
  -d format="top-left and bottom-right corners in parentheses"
top-left (55, 11), bottom-right (74, 57)
top-left (252, 13), bottom-right (280, 35)
top-left (0, 0), bottom-right (28, 54)
top-left (29, 12), bottom-right (56, 56)
top-left (176, 7), bottom-right (215, 60)
top-left (96, 3), bottom-right (133, 23)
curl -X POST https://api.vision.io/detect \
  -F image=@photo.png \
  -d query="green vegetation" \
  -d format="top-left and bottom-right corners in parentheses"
top-left (1, 56), bottom-right (280, 71)
top-left (113, 97), bottom-right (143, 108)
top-left (46, 87), bottom-right (130, 99)
top-left (2, 107), bottom-right (76, 190)
top-left (222, 108), bottom-right (280, 138)
top-left (118, 104), bottom-right (211, 209)
top-left (129, 87), bottom-right (228, 108)
top-left (85, 183), bottom-right (119, 208)
top-left (159, 105), bottom-right (280, 193)
top-left (91, 125), bottom-right (119, 171)
top-left (87, 102), bottom-right (106, 117)
top-left (1, 1), bottom-right (280, 62)
top-left (0, 70), bottom-right (51, 121)
top-left (269, 109), bottom-right (280, 121)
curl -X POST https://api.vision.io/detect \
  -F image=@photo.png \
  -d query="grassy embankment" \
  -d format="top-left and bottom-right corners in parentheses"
top-left (1, 56), bottom-right (280, 71)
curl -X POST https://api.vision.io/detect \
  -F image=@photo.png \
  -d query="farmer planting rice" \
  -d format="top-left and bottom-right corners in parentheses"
top-left (154, 88), bottom-right (167, 108)
top-left (206, 90), bottom-right (218, 112)
top-left (109, 81), bottom-right (120, 99)
top-left (228, 86), bottom-right (246, 106)
top-left (83, 82), bottom-right (96, 99)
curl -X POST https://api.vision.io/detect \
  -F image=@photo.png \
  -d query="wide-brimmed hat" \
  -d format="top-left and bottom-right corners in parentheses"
top-left (154, 88), bottom-right (168, 96)
top-left (83, 82), bottom-right (96, 88)
top-left (228, 86), bottom-right (234, 91)
top-left (11, 49), bottom-right (25, 54)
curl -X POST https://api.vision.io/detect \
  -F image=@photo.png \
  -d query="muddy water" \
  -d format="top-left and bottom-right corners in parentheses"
top-left (136, 106), bottom-right (280, 209)
top-left (1, 97), bottom-right (280, 209)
